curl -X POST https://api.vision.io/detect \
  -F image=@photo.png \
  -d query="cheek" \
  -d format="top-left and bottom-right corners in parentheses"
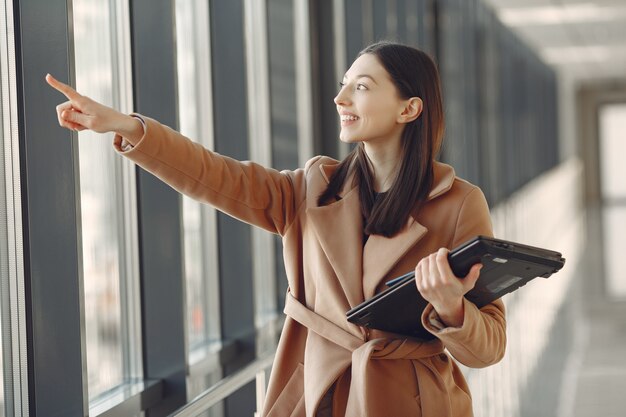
top-left (361, 96), bottom-right (399, 123)
top-left (360, 104), bottom-right (398, 132)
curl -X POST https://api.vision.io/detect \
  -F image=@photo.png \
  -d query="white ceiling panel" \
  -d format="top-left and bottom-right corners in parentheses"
top-left (483, 0), bottom-right (626, 83)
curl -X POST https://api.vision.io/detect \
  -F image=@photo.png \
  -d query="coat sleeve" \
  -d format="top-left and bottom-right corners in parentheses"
top-left (421, 186), bottom-right (507, 368)
top-left (113, 116), bottom-right (314, 236)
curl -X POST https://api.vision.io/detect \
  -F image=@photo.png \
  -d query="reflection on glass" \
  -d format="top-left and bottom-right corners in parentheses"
top-left (599, 104), bottom-right (626, 201)
top-left (183, 197), bottom-right (206, 348)
top-left (600, 104), bottom-right (626, 299)
top-left (176, 0), bottom-right (206, 351)
top-left (0, 53), bottom-right (7, 416)
top-left (74, 0), bottom-right (124, 399)
top-left (187, 371), bottom-right (224, 417)
top-left (603, 206), bottom-right (626, 299)
top-left (175, 0), bottom-right (220, 356)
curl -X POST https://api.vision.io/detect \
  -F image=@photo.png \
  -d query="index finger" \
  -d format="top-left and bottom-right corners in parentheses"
top-left (45, 73), bottom-right (81, 101)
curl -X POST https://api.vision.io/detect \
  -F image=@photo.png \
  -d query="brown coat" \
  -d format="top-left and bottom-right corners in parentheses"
top-left (114, 117), bottom-right (506, 417)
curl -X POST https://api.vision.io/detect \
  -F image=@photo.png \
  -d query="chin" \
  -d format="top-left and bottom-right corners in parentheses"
top-left (339, 134), bottom-right (363, 144)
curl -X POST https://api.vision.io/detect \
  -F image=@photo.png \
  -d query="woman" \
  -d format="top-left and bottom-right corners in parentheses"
top-left (47, 41), bottom-right (506, 417)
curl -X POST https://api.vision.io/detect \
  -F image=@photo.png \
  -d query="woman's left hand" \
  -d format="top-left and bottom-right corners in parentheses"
top-left (414, 247), bottom-right (483, 328)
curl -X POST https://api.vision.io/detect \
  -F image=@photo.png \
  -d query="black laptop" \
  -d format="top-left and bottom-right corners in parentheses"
top-left (346, 235), bottom-right (566, 340)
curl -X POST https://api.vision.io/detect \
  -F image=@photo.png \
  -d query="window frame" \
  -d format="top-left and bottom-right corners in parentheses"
top-left (0, 0), bottom-right (29, 414)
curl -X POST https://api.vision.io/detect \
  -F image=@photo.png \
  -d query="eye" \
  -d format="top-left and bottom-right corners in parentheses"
top-left (356, 83), bottom-right (369, 90)
top-left (338, 81), bottom-right (346, 88)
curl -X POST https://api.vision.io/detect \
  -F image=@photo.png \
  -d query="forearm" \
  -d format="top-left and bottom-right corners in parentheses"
top-left (422, 298), bottom-right (507, 368)
top-left (113, 116), bottom-right (305, 235)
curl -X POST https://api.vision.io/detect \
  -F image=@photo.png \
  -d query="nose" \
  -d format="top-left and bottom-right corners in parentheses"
top-left (334, 84), bottom-right (350, 106)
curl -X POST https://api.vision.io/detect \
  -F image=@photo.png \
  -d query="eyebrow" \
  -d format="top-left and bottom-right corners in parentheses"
top-left (343, 74), bottom-right (378, 84)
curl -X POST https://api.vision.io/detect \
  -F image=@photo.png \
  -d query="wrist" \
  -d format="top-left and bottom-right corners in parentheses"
top-left (115, 115), bottom-right (144, 145)
top-left (433, 298), bottom-right (464, 328)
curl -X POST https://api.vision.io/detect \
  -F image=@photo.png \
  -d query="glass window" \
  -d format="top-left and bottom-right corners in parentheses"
top-left (599, 104), bottom-right (626, 200)
top-left (0, 38), bottom-right (7, 417)
top-left (245, 0), bottom-right (278, 356)
top-left (267, 0), bottom-right (298, 311)
top-left (1, 0), bottom-right (28, 414)
top-left (344, 0), bottom-right (364, 60)
top-left (73, 0), bottom-right (141, 401)
top-left (599, 103), bottom-right (626, 299)
top-left (174, 0), bottom-right (222, 366)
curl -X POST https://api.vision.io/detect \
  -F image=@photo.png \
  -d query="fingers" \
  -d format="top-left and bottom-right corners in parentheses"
top-left (47, 73), bottom-right (90, 132)
top-left (462, 263), bottom-right (483, 292)
top-left (55, 102), bottom-right (74, 127)
top-left (434, 247), bottom-right (452, 278)
top-left (65, 120), bottom-right (87, 131)
top-left (415, 255), bottom-right (439, 294)
top-left (414, 257), bottom-right (427, 294)
top-left (428, 252), bottom-right (440, 287)
top-left (414, 248), bottom-right (469, 295)
top-left (55, 101), bottom-right (86, 131)
top-left (424, 248), bottom-right (452, 289)
top-left (61, 108), bottom-right (90, 130)
top-left (46, 73), bottom-right (82, 101)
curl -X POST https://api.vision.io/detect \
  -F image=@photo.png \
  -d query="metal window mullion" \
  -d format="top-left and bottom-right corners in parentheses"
top-left (16, 0), bottom-right (87, 414)
top-left (361, 0), bottom-right (373, 46)
top-left (208, 0), bottom-right (257, 412)
top-left (1, 0), bottom-right (29, 413)
top-left (333, 0), bottom-right (349, 159)
top-left (243, 0), bottom-right (278, 358)
top-left (130, 0), bottom-right (187, 414)
top-left (405, 0), bottom-right (419, 46)
top-left (70, 1), bottom-right (91, 411)
top-left (294, 0), bottom-right (315, 166)
top-left (386, 0), bottom-right (398, 40)
top-left (111, 0), bottom-right (143, 384)
top-left (191, 0), bottom-right (223, 352)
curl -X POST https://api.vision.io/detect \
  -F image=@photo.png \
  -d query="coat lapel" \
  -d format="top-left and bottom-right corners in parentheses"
top-left (307, 167), bottom-right (364, 308)
top-left (362, 217), bottom-right (428, 300)
top-left (308, 161), bottom-right (456, 305)
top-left (361, 162), bottom-right (456, 299)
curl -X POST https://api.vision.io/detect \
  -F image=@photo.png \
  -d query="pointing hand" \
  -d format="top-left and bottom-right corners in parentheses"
top-left (46, 74), bottom-right (143, 143)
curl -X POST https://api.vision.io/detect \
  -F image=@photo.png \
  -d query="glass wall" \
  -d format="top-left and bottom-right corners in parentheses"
top-left (174, 5), bottom-right (225, 414)
top-left (175, 0), bottom-right (222, 359)
top-left (0, 29), bottom-right (7, 417)
top-left (438, 0), bottom-right (559, 206)
top-left (599, 103), bottom-right (626, 299)
top-left (0, 0), bottom-right (27, 415)
top-left (267, 0), bottom-right (299, 312)
top-left (73, 0), bottom-right (141, 401)
top-left (2, 0), bottom-right (569, 415)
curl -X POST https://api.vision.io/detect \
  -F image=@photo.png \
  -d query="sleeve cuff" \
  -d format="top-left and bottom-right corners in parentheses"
top-left (114, 114), bottom-right (147, 153)
top-left (120, 138), bottom-right (134, 152)
top-left (421, 298), bottom-right (473, 337)
top-left (425, 307), bottom-right (448, 331)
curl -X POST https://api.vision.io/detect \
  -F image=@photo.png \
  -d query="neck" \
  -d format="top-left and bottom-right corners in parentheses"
top-left (363, 138), bottom-right (402, 192)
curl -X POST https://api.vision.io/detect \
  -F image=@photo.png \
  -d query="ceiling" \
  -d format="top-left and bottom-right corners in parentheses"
top-left (482, 0), bottom-right (626, 83)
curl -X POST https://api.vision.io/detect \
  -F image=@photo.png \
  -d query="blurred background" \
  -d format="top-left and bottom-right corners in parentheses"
top-left (0, 0), bottom-right (624, 416)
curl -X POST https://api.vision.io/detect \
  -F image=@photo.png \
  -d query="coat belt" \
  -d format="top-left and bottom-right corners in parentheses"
top-left (284, 292), bottom-right (454, 417)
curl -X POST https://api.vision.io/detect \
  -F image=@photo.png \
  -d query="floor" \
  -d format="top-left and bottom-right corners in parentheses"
top-left (565, 204), bottom-right (626, 417)
top-left (520, 204), bottom-right (626, 417)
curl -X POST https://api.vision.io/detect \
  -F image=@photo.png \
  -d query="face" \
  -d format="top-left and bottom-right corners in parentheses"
top-left (334, 53), bottom-right (409, 144)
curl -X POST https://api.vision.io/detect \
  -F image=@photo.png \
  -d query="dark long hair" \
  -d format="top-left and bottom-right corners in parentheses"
top-left (317, 41), bottom-right (445, 238)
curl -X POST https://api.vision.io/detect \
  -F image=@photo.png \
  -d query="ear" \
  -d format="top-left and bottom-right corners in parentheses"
top-left (397, 97), bottom-right (423, 124)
